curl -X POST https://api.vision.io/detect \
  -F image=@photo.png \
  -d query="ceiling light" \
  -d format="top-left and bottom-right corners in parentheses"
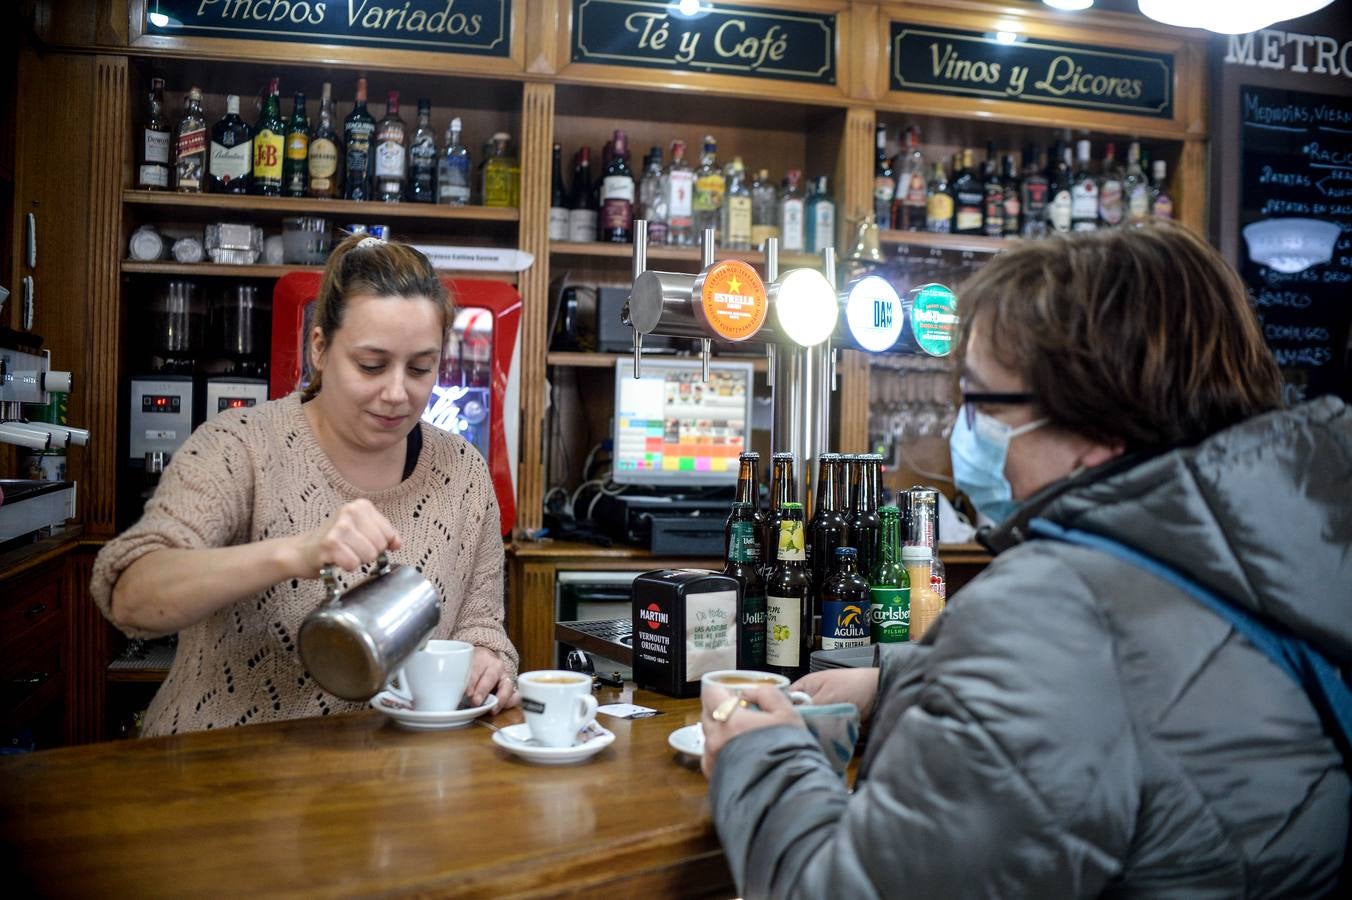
top-left (1042, 0), bottom-right (1095, 11)
top-left (1137, 0), bottom-right (1335, 34)
top-left (148, 12), bottom-right (170, 26)
top-left (995, 31), bottom-right (1020, 44)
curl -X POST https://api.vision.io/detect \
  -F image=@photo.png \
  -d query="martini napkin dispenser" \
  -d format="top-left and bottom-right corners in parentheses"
top-left (632, 569), bottom-right (739, 698)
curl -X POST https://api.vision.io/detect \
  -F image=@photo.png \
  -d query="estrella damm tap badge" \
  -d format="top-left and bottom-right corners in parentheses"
top-left (870, 585), bottom-right (909, 643)
top-left (697, 259), bottom-right (768, 342)
top-left (821, 599), bottom-right (872, 650)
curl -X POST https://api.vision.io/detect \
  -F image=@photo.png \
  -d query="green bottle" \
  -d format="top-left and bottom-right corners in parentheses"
top-left (870, 506), bottom-right (910, 643)
top-left (724, 510), bottom-right (767, 669)
top-left (251, 77), bottom-right (285, 196)
top-left (282, 91), bottom-right (310, 198)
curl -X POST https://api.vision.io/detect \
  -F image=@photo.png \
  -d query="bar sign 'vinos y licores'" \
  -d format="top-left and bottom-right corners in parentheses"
top-left (143, 0), bottom-right (511, 57)
top-left (890, 23), bottom-right (1173, 119)
top-left (572, 0), bottom-right (836, 85)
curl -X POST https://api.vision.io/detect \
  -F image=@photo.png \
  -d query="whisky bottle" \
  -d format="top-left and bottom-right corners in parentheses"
top-left (664, 141), bottom-right (695, 246)
top-left (600, 129), bottom-right (635, 242)
top-left (482, 133), bottom-right (515, 208)
top-left (208, 94), bottom-right (252, 194)
top-left (436, 117), bottom-right (471, 206)
top-left (282, 91), bottom-right (309, 198)
top-left (138, 77), bottom-right (171, 190)
top-left (374, 90), bottom-right (407, 202)
top-left (342, 77), bottom-right (375, 201)
top-left (252, 78), bottom-right (285, 196)
top-left (721, 157), bottom-right (753, 251)
top-left (406, 98), bottom-right (437, 203)
top-left (307, 82), bottom-right (340, 199)
top-left (953, 149), bottom-right (984, 236)
top-left (173, 85), bottom-right (207, 193)
top-left (925, 161), bottom-right (953, 234)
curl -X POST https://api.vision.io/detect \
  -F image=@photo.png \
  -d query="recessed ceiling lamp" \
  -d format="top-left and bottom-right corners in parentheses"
top-left (1137, 0), bottom-right (1336, 34)
top-left (1043, 0), bottom-right (1095, 11)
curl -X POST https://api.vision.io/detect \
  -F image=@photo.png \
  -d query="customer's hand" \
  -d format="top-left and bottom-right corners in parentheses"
top-left (290, 499), bottom-right (402, 575)
top-left (467, 646), bottom-right (519, 709)
top-left (701, 685), bottom-right (805, 779)
top-left (791, 668), bottom-right (881, 720)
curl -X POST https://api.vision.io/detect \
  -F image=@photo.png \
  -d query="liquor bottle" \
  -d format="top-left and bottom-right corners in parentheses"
top-left (750, 168), bottom-right (780, 248)
top-left (725, 451), bottom-right (764, 564)
top-left (437, 117), bottom-right (471, 206)
top-left (724, 507), bottom-right (768, 670)
top-left (870, 506), bottom-right (910, 644)
top-left (821, 547), bottom-right (872, 651)
top-left (639, 146), bottom-right (668, 244)
top-left (692, 136), bottom-right (724, 241)
top-left (208, 94), bottom-right (252, 194)
top-left (252, 78), bottom-right (285, 196)
top-left (925, 160), bottom-right (953, 234)
top-left (894, 126), bottom-right (927, 232)
top-left (568, 148), bottom-right (598, 242)
top-left (664, 141), bottom-right (694, 246)
top-left (721, 157), bottom-right (753, 250)
top-left (548, 143), bottom-right (570, 241)
top-left (1047, 141), bottom-right (1073, 234)
top-left (1150, 160), bottom-right (1173, 219)
top-left (139, 77), bottom-right (171, 190)
top-left (1124, 142), bottom-right (1149, 224)
top-left (764, 452), bottom-right (797, 578)
top-left (282, 91), bottom-right (310, 198)
top-left (1071, 139), bottom-right (1099, 231)
top-left (1020, 145), bottom-right (1049, 239)
top-left (982, 144), bottom-right (1004, 238)
top-left (342, 77), bottom-right (375, 201)
top-left (600, 129), bottom-right (636, 242)
top-left (805, 175), bottom-right (835, 253)
top-left (765, 503), bottom-right (813, 681)
top-left (953, 149), bottom-right (984, 236)
top-left (1098, 141), bottom-right (1124, 227)
top-left (873, 124), bottom-right (895, 229)
top-left (373, 90), bottom-right (407, 202)
top-left (307, 82), bottom-right (340, 199)
top-left (808, 453), bottom-right (848, 601)
top-left (482, 133), bottom-right (516, 208)
top-left (406, 98), bottom-right (437, 203)
top-left (847, 454), bottom-right (882, 577)
top-left (173, 85), bottom-right (207, 193)
top-left (779, 169), bottom-right (806, 252)
top-left (1000, 155), bottom-right (1021, 238)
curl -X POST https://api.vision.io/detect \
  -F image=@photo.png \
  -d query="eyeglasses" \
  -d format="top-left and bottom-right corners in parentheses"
top-left (960, 390), bottom-right (1037, 428)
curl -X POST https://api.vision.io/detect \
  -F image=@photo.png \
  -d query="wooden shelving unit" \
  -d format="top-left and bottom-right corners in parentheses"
top-left (550, 240), bottom-right (823, 269)
top-left (879, 230), bottom-right (1011, 254)
top-left (547, 351), bottom-right (768, 372)
top-left (120, 260), bottom-right (518, 282)
top-left (122, 190), bottom-right (519, 222)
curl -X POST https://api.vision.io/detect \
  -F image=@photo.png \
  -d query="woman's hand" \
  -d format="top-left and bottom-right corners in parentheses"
top-left (289, 499), bottom-right (402, 576)
top-left (700, 685), bottom-right (805, 778)
top-left (791, 668), bottom-right (882, 720)
top-left (466, 646), bottom-right (519, 709)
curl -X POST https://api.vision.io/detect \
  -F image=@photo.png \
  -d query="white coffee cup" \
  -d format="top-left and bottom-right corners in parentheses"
top-left (387, 639), bottom-right (474, 712)
top-left (517, 670), bottom-right (599, 748)
top-left (700, 670), bottom-right (812, 706)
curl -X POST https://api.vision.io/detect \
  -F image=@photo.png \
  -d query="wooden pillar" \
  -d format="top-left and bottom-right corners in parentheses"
top-left (836, 107), bottom-right (876, 454)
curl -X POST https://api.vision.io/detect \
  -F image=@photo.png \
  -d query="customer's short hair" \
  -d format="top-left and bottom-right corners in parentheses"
top-left (956, 222), bottom-right (1283, 451)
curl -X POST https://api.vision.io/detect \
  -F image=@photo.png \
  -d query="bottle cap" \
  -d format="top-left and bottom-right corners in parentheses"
top-left (226, 95), bottom-right (240, 115)
top-left (782, 502), bottom-right (804, 511)
top-left (902, 545), bottom-right (933, 562)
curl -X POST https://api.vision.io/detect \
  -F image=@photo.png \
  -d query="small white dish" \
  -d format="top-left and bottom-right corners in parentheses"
top-left (491, 721), bottom-right (615, 765)
top-left (370, 690), bottom-right (498, 731)
top-left (668, 723), bottom-right (704, 758)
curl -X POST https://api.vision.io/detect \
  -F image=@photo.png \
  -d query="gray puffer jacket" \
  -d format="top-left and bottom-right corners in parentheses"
top-left (710, 397), bottom-right (1351, 898)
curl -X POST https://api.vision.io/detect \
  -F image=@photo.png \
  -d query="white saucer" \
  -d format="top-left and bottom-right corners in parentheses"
top-left (491, 721), bottom-right (615, 765)
top-left (370, 691), bottom-right (498, 731)
top-left (668, 723), bottom-right (704, 758)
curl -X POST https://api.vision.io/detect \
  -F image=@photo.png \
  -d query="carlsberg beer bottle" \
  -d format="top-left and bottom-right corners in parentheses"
top-left (871, 506), bottom-right (910, 642)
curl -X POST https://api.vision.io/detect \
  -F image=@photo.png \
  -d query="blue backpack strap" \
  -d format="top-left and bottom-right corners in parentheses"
top-left (1028, 517), bottom-right (1352, 758)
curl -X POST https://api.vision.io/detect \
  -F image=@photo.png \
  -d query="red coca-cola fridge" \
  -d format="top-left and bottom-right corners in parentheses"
top-left (270, 273), bottom-right (521, 535)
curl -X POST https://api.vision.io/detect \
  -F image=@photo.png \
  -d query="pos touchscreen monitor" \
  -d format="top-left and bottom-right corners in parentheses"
top-left (611, 358), bottom-right (754, 488)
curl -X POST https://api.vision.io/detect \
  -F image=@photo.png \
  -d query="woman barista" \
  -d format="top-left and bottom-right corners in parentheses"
top-left (91, 235), bottom-right (520, 736)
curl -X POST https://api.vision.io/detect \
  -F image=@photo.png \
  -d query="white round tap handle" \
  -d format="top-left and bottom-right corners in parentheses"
top-left (0, 422), bottom-right (51, 450)
top-left (42, 371), bottom-right (73, 393)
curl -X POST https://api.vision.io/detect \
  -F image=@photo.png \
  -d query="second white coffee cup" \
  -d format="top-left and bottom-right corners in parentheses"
top-left (517, 670), bottom-right (598, 747)
top-left (387, 639), bottom-right (474, 711)
top-left (700, 669), bottom-right (812, 706)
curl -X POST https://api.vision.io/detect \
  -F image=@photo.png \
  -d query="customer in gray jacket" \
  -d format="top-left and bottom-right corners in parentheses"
top-left (702, 222), bottom-right (1350, 898)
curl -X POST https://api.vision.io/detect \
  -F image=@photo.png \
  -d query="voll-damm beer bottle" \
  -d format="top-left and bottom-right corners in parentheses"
top-left (724, 509), bottom-right (767, 669)
top-left (765, 502), bottom-right (812, 680)
top-left (820, 547), bottom-right (872, 650)
top-left (848, 454), bottom-right (882, 576)
top-left (763, 452), bottom-right (797, 577)
top-left (871, 506), bottom-right (910, 643)
top-left (724, 451), bottom-right (763, 565)
top-left (808, 453), bottom-right (848, 603)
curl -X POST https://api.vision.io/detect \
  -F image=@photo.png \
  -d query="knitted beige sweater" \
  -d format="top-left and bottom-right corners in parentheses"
top-left (90, 393), bottom-right (518, 737)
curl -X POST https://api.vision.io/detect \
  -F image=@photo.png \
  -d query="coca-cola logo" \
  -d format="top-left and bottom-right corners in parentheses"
top-left (639, 603), bottom-right (668, 630)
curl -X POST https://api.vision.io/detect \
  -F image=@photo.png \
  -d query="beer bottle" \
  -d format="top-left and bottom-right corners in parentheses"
top-left (808, 453), bottom-right (849, 603)
top-left (871, 506), bottom-right (910, 643)
top-left (724, 451), bottom-right (764, 565)
top-left (820, 547), bottom-right (872, 650)
top-left (724, 507), bottom-right (767, 669)
top-left (765, 502), bottom-right (813, 681)
top-left (763, 452), bottom-right (797, 577)
top-left (848, 454), bottom-right (882, 576)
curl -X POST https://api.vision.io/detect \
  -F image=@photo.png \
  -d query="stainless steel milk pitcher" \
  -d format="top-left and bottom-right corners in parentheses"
top-left (298, 553), bottom-right (440, 701)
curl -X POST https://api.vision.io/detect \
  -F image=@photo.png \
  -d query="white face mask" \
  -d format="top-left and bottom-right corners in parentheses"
top-left (950, 405), bottom-right (1049, 524)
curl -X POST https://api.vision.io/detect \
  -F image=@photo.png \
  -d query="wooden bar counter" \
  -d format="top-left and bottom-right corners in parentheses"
top-left (0, 688), bottom-right (731, 898)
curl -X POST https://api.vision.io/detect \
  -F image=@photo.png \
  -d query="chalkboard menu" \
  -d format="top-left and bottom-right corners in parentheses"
top-left (1240, 85), bottom-right (1352, 402)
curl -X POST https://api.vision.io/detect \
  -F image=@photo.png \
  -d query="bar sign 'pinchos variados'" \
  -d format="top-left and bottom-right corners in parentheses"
top-left (143, 0), bottom-right (511, 57)
top-left (891, 23), bottom-right (1173, 119)
top-left (572, 0), bottom-right (836, 85)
